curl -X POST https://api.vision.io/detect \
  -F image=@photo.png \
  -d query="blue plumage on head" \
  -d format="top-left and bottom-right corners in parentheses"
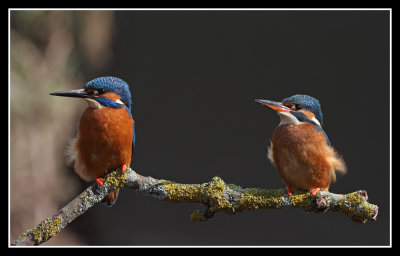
top-left (85, 76), bottom-right (135, 149)
top-left (84, 76), bottom-right (132, 112)
top-left (281, 94), bottom-right (323, 125)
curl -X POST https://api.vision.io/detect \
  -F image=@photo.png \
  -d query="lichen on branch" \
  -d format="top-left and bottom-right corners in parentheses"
top-left (155, 176), bottom-right (378, 224)
top-left (11, 167), bottom-right (379, 246)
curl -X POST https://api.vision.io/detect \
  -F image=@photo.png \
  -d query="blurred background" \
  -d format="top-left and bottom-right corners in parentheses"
top-left (9, 10), bottom-right (390, 246)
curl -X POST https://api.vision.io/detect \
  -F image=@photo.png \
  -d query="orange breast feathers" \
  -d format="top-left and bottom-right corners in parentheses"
top-left (268, 123), bottom-right (346, 191)
top-left (71, 105), bottom-right (134, 181)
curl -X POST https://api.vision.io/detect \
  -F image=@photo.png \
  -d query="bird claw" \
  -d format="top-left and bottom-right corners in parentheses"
top-left (96, 178), bottom-right (104, 187)
top-left (286, 185), bottom-right (292, 197)
top-left (121, 164), bottom-right (127, 173)
top-left (310, 187), bottom-right (321, 196)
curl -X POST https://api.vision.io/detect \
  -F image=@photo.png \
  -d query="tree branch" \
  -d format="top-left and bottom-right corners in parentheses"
top-left (11, 167), bottom-right (379, 246)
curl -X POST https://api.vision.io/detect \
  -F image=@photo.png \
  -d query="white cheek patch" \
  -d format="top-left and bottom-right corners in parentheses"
top-left (84, 98), bottom-right (102, 109)
top-left (278, 111), bottom-right (300, 126)
top-left (115, 99), bottom-right (125, 105)
top-left (311, 117), bottom-right (322, 127)
top-left (278, 111), bottom-right (322, 127)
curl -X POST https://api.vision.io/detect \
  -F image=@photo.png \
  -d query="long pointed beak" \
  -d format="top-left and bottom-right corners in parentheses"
top-left (50, 89), bottom-right (90, 98)
top-left (255, 99), bottom-right (292, 112)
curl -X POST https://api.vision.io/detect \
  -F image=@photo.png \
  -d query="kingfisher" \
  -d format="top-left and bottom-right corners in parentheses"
top-left (50, 76), bottom-right (134, 206)
top-left (255, 94), bottom-right (346, 197)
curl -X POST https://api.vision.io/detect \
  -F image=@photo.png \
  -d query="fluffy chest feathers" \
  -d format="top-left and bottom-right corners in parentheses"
top-left (268, 123), bottom-right (346, 191)
top-left (68, 107), bottom-right (134, 181)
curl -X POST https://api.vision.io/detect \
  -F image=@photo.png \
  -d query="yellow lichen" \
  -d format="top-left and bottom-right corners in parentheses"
top-left (163, 178), bottom-right (287, 217)
top-left (161, 176), bottom-right (229, 206)
top-left (206, 177), bottom-right (231, 211)
top-left (289, 190), bottom-right (314, 210)
top-left (337, 191), bottom-right (375, 223)
top-left (26, 217), bottom-right (62, 244)
top-left (160, 177), bottom-right (378, 223)
top-left (104, 168), bottom-right (127, 188)
top-left (238, 188), bottom-right (284, 211)
top-left (80, 191), bottom-right (90, 202)
top-left (161, 180), bottom-right (202, 202)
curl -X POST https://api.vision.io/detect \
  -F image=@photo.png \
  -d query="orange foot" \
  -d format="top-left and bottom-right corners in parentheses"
top-left (96, 178), bottom-right (104, 187)
top-left (310, 187), bottom-right (321, 196)
top-left (121, 164), bottom-right (127, 173)
top-left (286, 185), bottom-right (292, 197)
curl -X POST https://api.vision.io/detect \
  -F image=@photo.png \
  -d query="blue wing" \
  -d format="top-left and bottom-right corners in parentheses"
top-left (318, 127), bottom-right (331, 146)
top-left (132, 124), bottom-right (135, 151)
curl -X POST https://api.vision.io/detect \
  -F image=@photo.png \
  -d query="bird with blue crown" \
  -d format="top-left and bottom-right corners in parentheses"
top-left (51, 76), bottom-right (135, 206)
top-left (255, 95), bottom-right (346, 196)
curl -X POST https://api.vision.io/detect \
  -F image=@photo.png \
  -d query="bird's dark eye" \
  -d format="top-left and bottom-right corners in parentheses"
top-left (295, 104), bottom-right (302, 110)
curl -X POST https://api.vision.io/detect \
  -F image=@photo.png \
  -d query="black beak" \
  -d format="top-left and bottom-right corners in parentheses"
top-left (50, 89), bottom-right (90, 98)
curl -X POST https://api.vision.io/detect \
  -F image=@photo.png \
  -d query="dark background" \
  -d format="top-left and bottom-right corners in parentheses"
top-left (10, 10), bottom-right (390, 246)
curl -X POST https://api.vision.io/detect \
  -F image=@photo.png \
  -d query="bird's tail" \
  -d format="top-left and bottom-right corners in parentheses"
top-left (328, 148), bottom-right (347, 183)
top-left (102, 188), bottom-right (120, 207)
